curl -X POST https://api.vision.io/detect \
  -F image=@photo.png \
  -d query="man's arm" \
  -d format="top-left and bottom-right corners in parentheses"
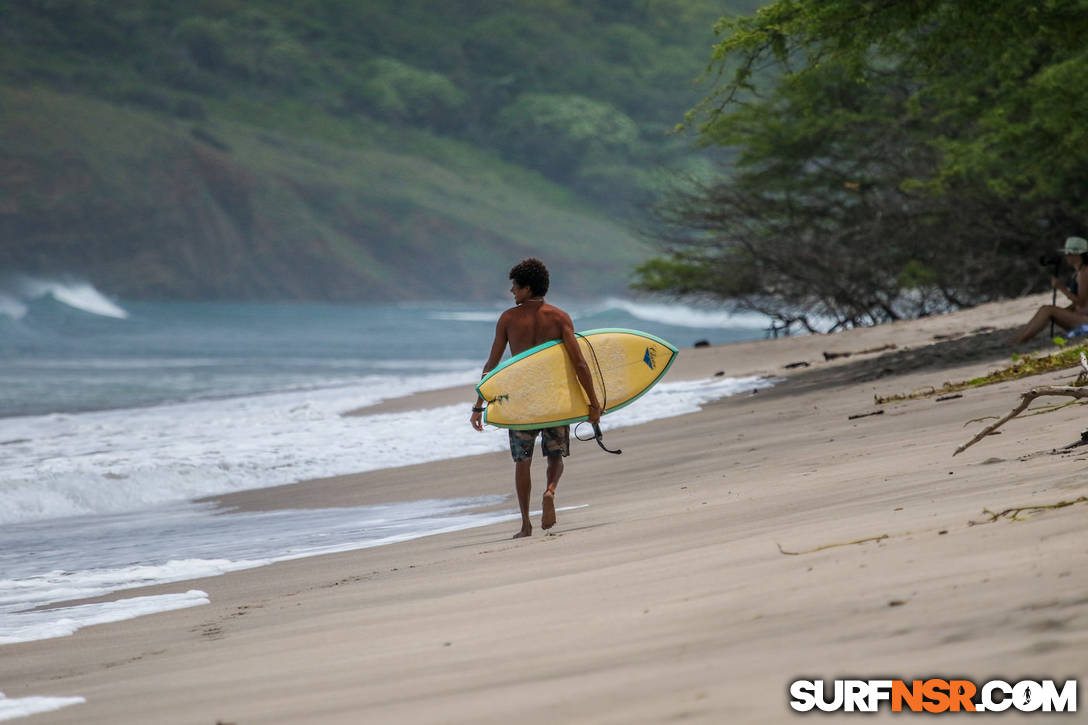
top-left (471, 314), bottom-right (509, 431)
top-left (559, 314), bottom-right (602, 424)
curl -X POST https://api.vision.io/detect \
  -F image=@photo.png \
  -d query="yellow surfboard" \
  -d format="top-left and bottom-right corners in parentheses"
top-left (477, 328), bottom-right (678, 430)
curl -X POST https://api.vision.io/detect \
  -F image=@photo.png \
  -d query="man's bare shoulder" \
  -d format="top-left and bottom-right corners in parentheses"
top-left (540, 302), bottom-right (573, 323)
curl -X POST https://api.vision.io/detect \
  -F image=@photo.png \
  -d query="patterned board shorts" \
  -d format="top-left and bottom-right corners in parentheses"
top-left (508, 426), bottom-right (570, 462)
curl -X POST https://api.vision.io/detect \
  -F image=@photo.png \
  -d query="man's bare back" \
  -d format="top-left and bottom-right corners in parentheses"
top-left (500, 301), bottom-right (570, 356)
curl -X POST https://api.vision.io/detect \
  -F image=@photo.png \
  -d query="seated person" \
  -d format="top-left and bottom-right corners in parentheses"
top-left (1011, 236), bottom-right (1088, 345)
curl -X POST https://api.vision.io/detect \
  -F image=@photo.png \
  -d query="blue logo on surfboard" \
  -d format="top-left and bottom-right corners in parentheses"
top-left (643, 346), bottom-right (656, 370)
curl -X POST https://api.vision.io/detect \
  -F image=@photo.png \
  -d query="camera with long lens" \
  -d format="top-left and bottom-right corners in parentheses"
top-left (1039, 250), bottom-right (1065, 276)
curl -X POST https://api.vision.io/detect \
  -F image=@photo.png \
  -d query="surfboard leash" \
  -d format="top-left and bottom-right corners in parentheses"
top-left (574, 333), bottom-right (622, 455)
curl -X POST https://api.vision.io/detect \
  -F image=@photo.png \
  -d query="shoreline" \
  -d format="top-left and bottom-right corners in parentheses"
top-left (345, 293), bottom-right (1050, 417)
top-left (5, 292), bottom-right (1087, 724)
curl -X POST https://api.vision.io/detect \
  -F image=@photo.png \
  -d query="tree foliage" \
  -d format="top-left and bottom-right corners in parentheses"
top-left (0, 0), bottom-right (750, 212)
top-left (345, 58), bottom-right (466, 131)
top-left (639, 0), bottom-right (1088, 329)
top-left (701, 0), bottom-right (1088, 201)
top-left (496, 93), bottom-right (639, 180)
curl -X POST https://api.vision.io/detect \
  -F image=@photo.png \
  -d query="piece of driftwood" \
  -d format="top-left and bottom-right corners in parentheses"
top-left (818, 339), bottom-right (896, 359)
top-left (848, 409), bottom-right (884, 420)
top-left (954, 386), bottom-right (1088, 456)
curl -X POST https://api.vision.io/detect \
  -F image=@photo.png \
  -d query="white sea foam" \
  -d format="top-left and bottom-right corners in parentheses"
top-left (0, 368), bottom-right (479, 523)
top-left (585, 297), bottom-right (773, 329)
top-left (0, 693), bottom-right (85, 722)
top-left (428, 310), bottom-right (504, 323)
top-left (0, 560), bottom-right (245, 614)
top-left (0, 372), bottom-right (770, 525)
top-left (2, 276), bottom-right (128, 319)
top-left (599, 375), bottom-right (772, 429)
top-left (422, 297), bottom-right (774, 330)
top-left (0, 496), bottom-right (510, 606)
top-left (41, 281), bottom-right (128, 318)
top-left (0, 590), bottom-right (210, 645)
top-left (0, 497), bottom-right (588, 646)
top-left (0, 293), bottom-right (28, 320)
top-left (367, 358), bottom-right (479, 372)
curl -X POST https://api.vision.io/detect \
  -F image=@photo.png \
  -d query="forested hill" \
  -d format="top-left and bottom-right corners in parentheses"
top-left (0, 1), bottom-right (757, 301)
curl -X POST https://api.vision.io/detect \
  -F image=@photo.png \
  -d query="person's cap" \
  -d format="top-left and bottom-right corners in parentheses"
top-left (1061, 236), bottom-right (1088, 254)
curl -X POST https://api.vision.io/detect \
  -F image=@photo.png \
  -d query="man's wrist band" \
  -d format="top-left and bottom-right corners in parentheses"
top-left (472, 406), bottom-right (485, 412)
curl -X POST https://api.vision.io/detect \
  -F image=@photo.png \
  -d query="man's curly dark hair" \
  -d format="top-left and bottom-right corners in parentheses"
top-left (509, 258), bottom-right (550, 297)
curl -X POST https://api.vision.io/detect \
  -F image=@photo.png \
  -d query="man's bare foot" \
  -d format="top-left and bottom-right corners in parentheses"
top-left (513, 524), bottom-right (532, 539)
top-left (541, 490), bottom-right (556, 530)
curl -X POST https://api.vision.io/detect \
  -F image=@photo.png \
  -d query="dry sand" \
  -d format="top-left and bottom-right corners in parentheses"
top-left (4, 292), bottom-right (1087, 724)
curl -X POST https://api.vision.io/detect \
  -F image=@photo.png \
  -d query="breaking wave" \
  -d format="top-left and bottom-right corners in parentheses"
top-left (0, 277), bottom-right (128, 320)
top-left (425, 298), bottom-right (775, 330)
top-left (587, 297), bottom-right (772, 329)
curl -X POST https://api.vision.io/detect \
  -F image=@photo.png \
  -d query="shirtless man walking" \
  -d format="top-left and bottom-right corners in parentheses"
top-left (470, 258), bottom-right (602, 538)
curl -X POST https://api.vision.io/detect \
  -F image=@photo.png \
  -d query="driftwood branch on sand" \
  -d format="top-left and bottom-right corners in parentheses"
top-left (954, 386), bottom-right (1088, 456)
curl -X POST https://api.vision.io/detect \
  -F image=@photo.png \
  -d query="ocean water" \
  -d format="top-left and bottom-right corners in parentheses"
top-left (0, 278), bottom-right (774, 675)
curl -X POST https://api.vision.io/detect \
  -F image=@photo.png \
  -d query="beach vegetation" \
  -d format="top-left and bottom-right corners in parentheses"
top-left (637, 1), bottom-right (1088, 331)
top-left (875, 346), bottom-right (1088, 405)
top-left (969, 497), bottom-right (1088, 525)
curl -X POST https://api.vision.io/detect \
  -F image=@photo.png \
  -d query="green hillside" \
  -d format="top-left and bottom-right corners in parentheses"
top-left (0, 0), bottom-right (757, 300)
